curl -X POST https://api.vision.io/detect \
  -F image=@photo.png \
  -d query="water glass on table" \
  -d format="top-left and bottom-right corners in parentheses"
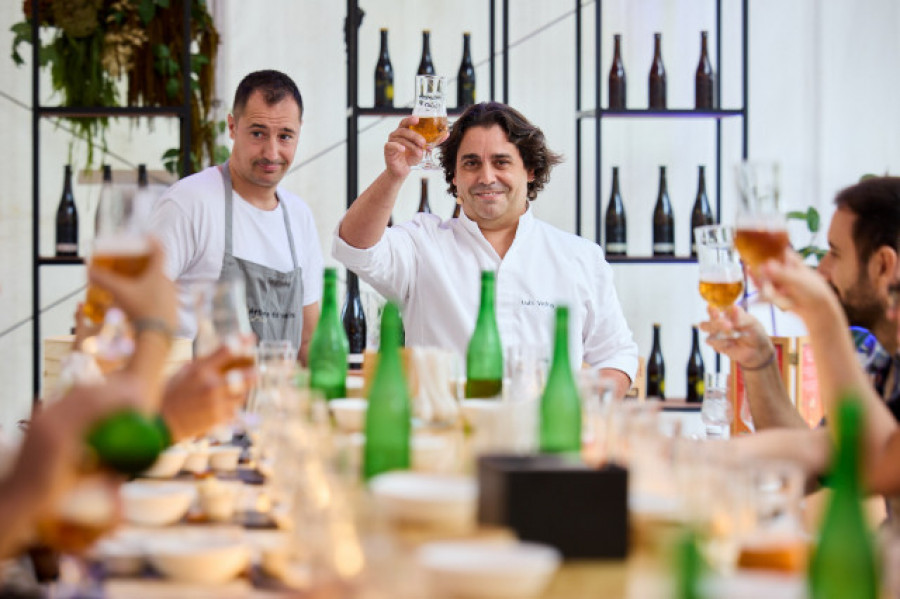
top-left (701, 372), bottom-right (733, 439)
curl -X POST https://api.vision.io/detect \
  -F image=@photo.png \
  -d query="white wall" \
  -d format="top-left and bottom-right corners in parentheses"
top-left (1, 0), bottom-right (898, 431)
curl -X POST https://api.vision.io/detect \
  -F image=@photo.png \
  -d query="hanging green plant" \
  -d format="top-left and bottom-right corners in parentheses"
top-left (10, 0), bottom-right (227, 172)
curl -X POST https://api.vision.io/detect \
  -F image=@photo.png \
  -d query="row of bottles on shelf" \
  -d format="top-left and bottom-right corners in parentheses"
top-left (55, 163), bottom-right (150, 257)
top-left (604, 164), bottom-right (714, 259)
top-left (607, 30), bottom-right (716, 110)
top-left (646, 323), bottom-right (707, 403)
top-left (374, 29), bottom-right (475, 109)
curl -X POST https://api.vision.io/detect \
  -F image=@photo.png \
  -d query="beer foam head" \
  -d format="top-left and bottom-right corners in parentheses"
top-left (92, 234), bottom-right (150, 256)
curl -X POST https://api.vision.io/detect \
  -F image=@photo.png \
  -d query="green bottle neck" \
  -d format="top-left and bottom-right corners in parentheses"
top-left (321, 274), bottom-right (339, 321)
top-left (549, 307), bottom-right (572, 376)
top-left (477, 276), bottom-right (496, 323)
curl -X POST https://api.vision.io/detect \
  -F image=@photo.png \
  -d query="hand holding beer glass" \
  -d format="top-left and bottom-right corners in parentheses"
top-left (734, 161), bottom-right (790, 305)
top-left (84, 185), bottom-right (152, 324)
top-left (695, 224), bottom-right (744, 338)
top-left (409, 75), bottom-right (448, 170)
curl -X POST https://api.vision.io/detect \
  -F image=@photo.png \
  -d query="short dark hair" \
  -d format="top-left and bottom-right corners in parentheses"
top-left (438, 102), bottom-right (563, 201)
top-left (834, 177), bottom-right (900, 265)
top-left (232, 70), bottom-right (303, 119)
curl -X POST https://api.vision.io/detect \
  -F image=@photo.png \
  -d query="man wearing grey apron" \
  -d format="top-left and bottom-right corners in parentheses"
top-left (151, 70), bottom-right (324, 364)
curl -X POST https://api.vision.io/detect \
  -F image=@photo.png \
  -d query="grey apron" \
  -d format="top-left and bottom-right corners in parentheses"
top-left (218, 161), bottom-right (304, 346)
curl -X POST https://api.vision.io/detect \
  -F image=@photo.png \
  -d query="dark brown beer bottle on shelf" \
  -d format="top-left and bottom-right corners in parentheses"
top-left (417, 30), bottom-right (436, 76)
top-left (457, 32), bottom-right (476, 108)
top-left (690, 165), bottom-right (714, 257)
top-left (686, 326), bottom-right (705, 403)
top-left (652, 166), bottom-right (675, 256)
top-left (695, 31), bottom-right (716, 110)
top-left (374, 28), bottom-right (394, 108)
top-left (604, 166), bottom-right (627, 256)
top-left (648, 33), bottom-right (667, 109)
top-left (647, 323), bottom-right (665, 399)
top-left (55, 164), bottom-right (78, 257)
top-left (342, 270), bottom-right (367, 371)
top-left (452, 202), bottom-right (461, 218)
top-left (608, 34), bottom-right (626, 110)
top-left (418, 178), bottom-right (432, 214)
top-left (137, 163), bottom-right (148, 188)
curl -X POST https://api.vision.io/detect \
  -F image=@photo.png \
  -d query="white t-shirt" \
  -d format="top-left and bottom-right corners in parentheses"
top-left (150, 165), bottom-right (324, 339)
top-left (332, 208), bottom-right (638, 379)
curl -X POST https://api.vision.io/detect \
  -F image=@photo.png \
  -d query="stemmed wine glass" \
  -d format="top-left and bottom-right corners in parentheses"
top-left (409, 75), bottom-right (448, 170)
top-left (695, 224), bottom-right (744, 338)
top-left (734, 161), bottom-right (790, 304)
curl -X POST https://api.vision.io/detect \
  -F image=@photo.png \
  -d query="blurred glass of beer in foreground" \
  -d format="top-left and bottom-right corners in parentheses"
top-left (85, 182), bottom-right (152, 323)
top-left (37, 476), bottom-right (119, 554)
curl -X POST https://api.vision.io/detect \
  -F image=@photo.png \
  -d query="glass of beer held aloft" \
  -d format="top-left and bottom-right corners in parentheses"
top-left (695, 224), bottom-right (744, 337)
top-left (734, 161), bottom-right (790, 304)
top-left (409, 75), bottom-right (448, 170)
top-left (84, 185), bottom-right (152, 323)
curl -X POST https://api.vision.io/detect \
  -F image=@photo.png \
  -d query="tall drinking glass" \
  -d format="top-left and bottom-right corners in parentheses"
top-left (409, 75), bottom-right (448, 170)
top-left (734, 161), bottom-right (790, 303)
top-left (696, 224), bottom-right (744, 337)
top-left (84, 185), bottom-right (152, 323)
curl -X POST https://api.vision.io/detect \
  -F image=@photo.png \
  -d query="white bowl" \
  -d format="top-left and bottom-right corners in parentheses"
top-left (208, 445), bottom-right (242, 472)
top-left (90, 530), bottom-right (146, 576)
top-left (140, 446), bottom-right (188, 478)
top-left (412, 434), bottom-right (454, 473)
top-left (418, 540), bottom-right (561, 599)
top-left (329, 398), bottom-right (368, 432)
top-left (197, 479), bottom-right (242, 522)
top-left (121, 481), bottom-right (195, 527)
top-left (370, 471), bottom-right (477, 529)
top-left (182, 448), bottom-right (210, 474)
top-left (147, 535), bottom-right (250, 584)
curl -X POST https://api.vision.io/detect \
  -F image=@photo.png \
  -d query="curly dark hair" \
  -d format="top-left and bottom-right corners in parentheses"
top-left (233, 70), bottom-right (303, 119)
top-left (438, 102), bottom-right (562, 201)
top-left (834, 176), bottom-right (900, 266)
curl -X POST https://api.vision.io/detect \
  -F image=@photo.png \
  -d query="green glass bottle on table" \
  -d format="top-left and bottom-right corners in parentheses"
top-left (363, 302), bottom-right (411, 480)
top-left (808, 396), bottom-right (879, 599)
top-left (539, 306), bottom-right (582, 455)
top-left (465, 270), bottom-right (503, 398)
top-left (309, 268), bottom-right (349, 400)
top-left (86, 410), bottom-right (170, 476)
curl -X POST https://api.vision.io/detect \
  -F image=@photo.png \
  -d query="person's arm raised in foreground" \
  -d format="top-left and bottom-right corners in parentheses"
top-left (700, 304), bottom-right (807, 430)
top-left (0, 378), bottom-right (142, 558)
top-left (339, 116), bottom-right (433, 249)
top-left (758, 250), bottom-right (897, 458)
top-left (87, 238), bottom-right (177, 411)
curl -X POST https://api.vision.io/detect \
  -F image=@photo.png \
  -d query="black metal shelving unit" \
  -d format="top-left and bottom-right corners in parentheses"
top-left (29, 0), bottom-right (193, 399)
top-left (344, 0), bottom-right (509, 209)
top-left (575, 0), bottom-right (749, 262)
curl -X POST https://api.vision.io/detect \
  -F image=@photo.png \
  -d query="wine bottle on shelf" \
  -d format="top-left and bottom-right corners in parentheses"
top-left (94, 164), bottom-right (112, 234)
top-left (648, 32), bottom-right (667, 109)
top-left (646, 323), bottom-right (665, 399)
top-left (452, 202), bottom-right (461, 218)
top-left (695, 31), bottom-right (716, 110)
top-left (652, 166), bottom-right (675, 256)
top-left (374, 28), bottom-right (394, 108)
top-left (309, 267), bottom-right (349, 400)
top-left (539, 305), bottom-right (582, 455)
top-left (341, 270), bottom-right (367, 371)
top-left (363, 302), bottom-right (411, 480)
top-left (690, 165), bottom-right (715, 257)
top-left (608, 33), bottom-right (626, 110)
top-left (418, 178), bottom-right (432, 214)
top-left (808, 396), bottom-right (879, 599)
top-left (685, 326), bottom-right (705, 403)
top-left (457, 32), bottom-right (476, 108)
top-left (465, 270), bottom-right (503, 399)
top-left (605, 166), bottom-right (627, 256)
top-left (137, 163), bottom-right (148, 188)
top-left (417, 30), bottom-right (436, 76)
top-left (55, 164), bottom-right (78, 257)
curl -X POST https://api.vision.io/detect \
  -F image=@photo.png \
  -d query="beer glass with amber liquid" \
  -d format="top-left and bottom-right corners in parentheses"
top-left (734, 161), bottom-right (789, 303)
top-left (696, 224), bottom-right (744, 338)
top-left (84, 184), bottom-right (152, 323)
top-left (410, 75), bottom-right (448, 170)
